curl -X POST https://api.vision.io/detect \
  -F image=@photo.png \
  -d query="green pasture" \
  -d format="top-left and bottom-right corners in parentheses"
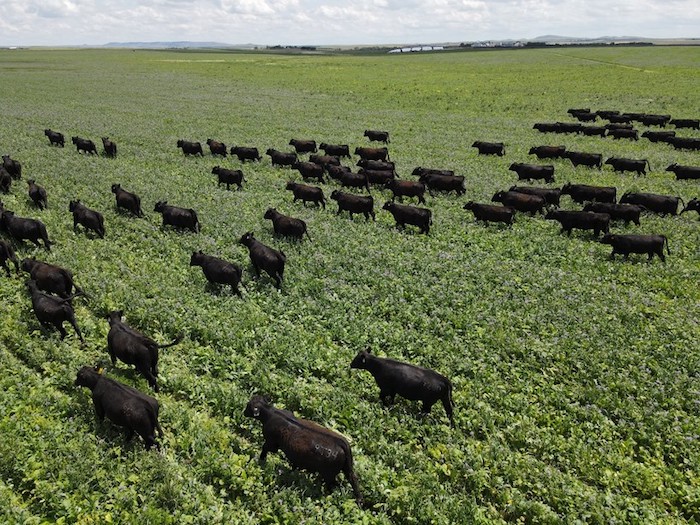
top-left (0, 46), bottom-right (699, 524)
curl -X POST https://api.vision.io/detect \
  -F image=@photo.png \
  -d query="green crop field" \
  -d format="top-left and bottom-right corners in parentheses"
top-left (0, 46), bottom-right (699, 524)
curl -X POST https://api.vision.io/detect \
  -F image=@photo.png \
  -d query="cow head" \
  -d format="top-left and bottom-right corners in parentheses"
top-left (463, 201), bottom-right (475, 210)
top-left (154, 201), bottom-right (167, 213)
top-left (491, 191), bottom-right (505, 202)
top-left (350, 348), bottom-right (373, 370)
top-left (244, 395), bottom-right (271, 419)
top-left (330, 190), bottom-right (340, 200)
top-left (68, 200), bottom-right (80, 212)
top-left (285, 181), bottom-right (297, 191)
top-left (508, 163), bottom-right (519, 170)
top-left (382, 201), bottom-right (395, 212)
top-left (20, 258), bottom-right (37, 273)
top-left (27, 179), bottom-right (35, 186)
top-left (211, 166), bottom-right (221, 174)
top-left (599, 234), bottom-right (616, 245)
top-left (189, 251), bottom-right (204, 266)
top-left (75, 365), bottom-right (102, 389)
top-left (263, 208), bottom-right (277, 220)
top-left (665, 164), bottom-right (678, 171)
top-left (239, 232), bottom-right (255, 246)
top-left (107, 310), bottom-right (124, 326)
top-left (111, 183), bottom-right (121, 193)
top-left (177, 140), bottom-right (184, 147)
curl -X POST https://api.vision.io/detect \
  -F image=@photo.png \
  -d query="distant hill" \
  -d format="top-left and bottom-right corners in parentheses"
top-left (530, 35), bottom-right (647, 43)
top-left (102, 41), bottom-right (258, 49)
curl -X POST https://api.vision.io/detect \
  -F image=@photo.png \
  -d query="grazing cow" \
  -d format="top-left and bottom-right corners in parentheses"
top-left (350, 349), bottom-right (454, 426)
top-left (107, 310), bottom-right (182, 392)
top-left (71, 136), bottom-right (97, 155)
top-left (309, 154), bottom-right (340, 168)
top-left (561, 183), bottom-right (616, 204)
top-left (230, 146), bottom-right (262, 162)
top-left (153, 201), bottom-right (200, 232)
top-left (293, 161), bottom-right (325, 183)
top-left (491, 191), bottom-right (546, 214)
top-left (238, 232), bottom-right (286, 288)
top-left (463, 202), bottom-right (515, 225)
top-left (244, 395), bottom-right (363, 506)
top-left (69, 200), bottom-right (105, 238)
top-left (357, 159), bottom-right (395, 171)
top-left (75, 366), bottom-right (162, 450)
top-left (600, 234), bottom-right (670, 262)
top-left (289, 139), bottom-right (317, 154)
top-left (0, 210), bottom-right (52, 249)
top-left (669, 119), bottom-right (700, 130)
top-left (330, 191), bottom-right (375, 220)
top-left (640, 114), bottom-right (671, 127)
top-left (667, 137), bottom-right (700, 151)
top-left (319, 143), bottom-right (350, 158)
top-left (385, 179), bottom-right (426, 204)
top-left (472, 141), bottom-right (505, 156)
top-left (583, 202), bottom-right (642, 226)
top-left (419, 174), bottom-right (465, 195)
top-left (27, 180), bottom-right (48, 210)
top-left (604, 157), bottom-right (650, 176)
top-left (619, 192), bottom-right (683, 216)
top-left (206, 139), bottom-right (227, 157)
top-left (358, 168), bottom-right (395, 186)
top-left (545, 210), bottom-right (610, 236)
top-left (333, 171), bottom-right (371, 193)
top-left (563, 151), bottom-right (603, 169)
top-left (44, 129), bottom-right (65, 147)
top-left (509, 163), bottom-right (555, 183)
top-left (177, 139), bottom-right (203, 156)
top-left (264, 208), bottom-right (311, 241)
top-left (641, 130), bottom-right (676, 143)
top-left (354, 147), bottom-right (389, 161)
top-left (364, 130), bottom-right (390, 143)
top-left (266, 148), bottom-right (298, 167)
top-left (508, 186), bottom-right (561, 207)
top-left (212, 166), bottom-right (245, 190)
top-left (606, 128), bottom-right (639, 140)
top-left (528, 145), bottom-right (566, 159)
top-left (21, 258), bottom-right (83, 298)
top-left (681, 198), bottom-right (700, 217)
top-left (26, 279), bottom-right (83, 342)
top-left (411, 167), bottom-right (454, 177)
top-left (285, 181), bottom-right (326, 208)
top-left (0, 169), bottom-right (11, 193)
top-left (111, 184), bottom-right (143, 217)
top-left (0, 240), bottom-right (19, 276)
top-left (578, 126), bottom-right (608, 137)
top-left (190, 250), bottom-right (243, 296)
top-left (2, 155), bottom-right (21, 179)
top-left (382, 202), bottom-right (431, 234)
top-left (101, 137), bottom-right (117, 158)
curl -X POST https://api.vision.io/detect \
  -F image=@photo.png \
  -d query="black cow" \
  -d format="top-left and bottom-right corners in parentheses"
top-left (572, 112), bottom-right (598, 122)
top-left (0, 240), bottom-right (19, 276)
top-left (641, 130), bottom-right (676, 143)
top-left (563, 151), bottom-right (603, 169)
top-left (69, 200), bottom-right (105, 238)
top-left (21, 258), bottom-right (83, 298)
top-left (666, 164), bottom-right (700, 180)
top-left (350, 349), bottom-right (454, 426)
top-left (244, 395), bottom-right (363, 506)
top-left (596, 110), bottom-right (620, 119)
top-left (567, 108), bottom-right (591, 116)
top-left (556, 122), bottom-right (583, 134)
top-left (578, 126), bottom-right (608, 137)
top-left (382, 202), bottom-right (431, 234)
top-left (289, 139), bottom-right (317, 154)
top-left (528, 145), bottom-right (566, 159)
top-left (327, 164), bottom-right (352, 180)
top-left (2, 155), bottom-right (21, 179)
top-left (354, 147), bottom-right (389, 161)
top-left (154, 201), bottom-right (200, 232)
top-left (101, 137), bottom-right (117, 158)
top-left (583, 202), bottom-right (642, 226)
top-left (330, 191), bottom-right (375, 220)
top-left (177, 140), bottom-right (203, 156)
top-left (230, 146), bottom-right (261, 162)
top-left (491, 191), bottom-right (546, 214)
top-left (419, 174), bottom-right (465, 195)
top-left (266, 148), bottom-right (298, 167)
top-left (190, 250), bottom-right (243, 296)
top-left (600, 234), bottom-right (670, 262)
top-left (212, 166), bottom-right (245, 190)
top-left (72, 136), bottom-right (98, 154)
top-left (333, 171), bottom-right (371, 193)
top-left (533, 122), bottom-right (561, 133)
top-left (667, 137), bottom-right (700, 151)
top-left (293, 161), bottom-right (325, 183)
top-left (605, 114), bottom-right (633, 124)
top-left (111, 184), bottom-right (143, 217)
top-left (606, 128), bottom-right (639, 140)
top-left (358, 168), bottom-right (396, 186)
top-left (472, 141), bottom-right (505, 156)
top-left (669, 119), bottom-right (700, 130)
top-left (0, 169), bottom-right (10, 193)
top-left (364, 130), bottom-right (390, 143)
top-left (385, 179), bottom-right (426, 204)
top-left (561, 183), bottom-right (616, 204)
top-left (411, 167), bottom-right (454, 177)
top-left (27, 180), bottom-right (48, 210)
top-left (463, 202), bottom-right (515, 225)
top-left (508, 186), bottom-right (561, 207)
top-left (319, 143), bottom-right (350, 157)
top-left (285, 181), bottom-right (326, 208)
top-left (604, 157), bottom-right (650, 176)
top-left (0, 210), bottom-right (52, 249)
top-left (509, 163), bottom-right (555, 183)
top-left (308, 154), bottom-right (341, 168)
top-left (545, 210), bottom-right (610, 236)
top-left (44, 129), bottom-right (65, 147)
top-left (264, 208), bottom-right (311, 241)
top-left (206, 139), bottom-right (227, 156)
top-left (681, 198), bottom-right (700, 217)
top-left (238, 232), bottom-right (286, 288)
top-left (604, 123), bottom-right (634, 130)
top-left (640, 114), bottom-right (671, 127)
top-left (75, 366), bottom-right (162, 450)
top-left (357, 159), bottom-right (395, 171)
top-left (619, 192), bottom-right (682, 216)
top-left (26, 279), bottom-right (83, 342)
top-left (107, 310), bottom-right (182, 392)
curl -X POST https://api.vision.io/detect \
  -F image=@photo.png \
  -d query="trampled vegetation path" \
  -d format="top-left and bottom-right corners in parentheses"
top-left (0, 47), bottom-right (698, 523)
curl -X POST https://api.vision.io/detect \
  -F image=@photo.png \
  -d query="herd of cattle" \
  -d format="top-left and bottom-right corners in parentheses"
top-left (0, 110), bottom-right (697, 505)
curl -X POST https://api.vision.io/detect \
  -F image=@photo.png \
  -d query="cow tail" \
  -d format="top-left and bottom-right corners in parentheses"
top-left (664, 236), bottom-right (670, 255)
top-left (645, 159), bottom-right (651, 172)
top-left (678, 197), bottom-right (685, 209)
top-left (341, 440), bottom-right (363, 507)
top-left (304, 226), bottom-right (312, 242)
top-left (157, 333), bottom-right (184, 349)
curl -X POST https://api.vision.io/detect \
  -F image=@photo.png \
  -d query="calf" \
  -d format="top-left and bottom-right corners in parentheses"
top-left (0, 210), bottom-right (52, 249)
top-left (350, 349), bottom-right (454, 426)
top-left (0, 240), bottom-right (19, 276)
top-left (641, 130), bottom-right (676, 143)
top-left (604, 157), bottom-right (650, 176)
top-left (190, 250), bottom-right (243, 296)
top-left (154, 201), bottom-right (200, 232)
top-left (583, 202), bottom-right (642, 226)
top-left (545, 210), bottom-right (610, 236)
top-left (177, 139), bottom-right (203, 156)
top-left (293, 161), bottom-right (325, 183)
top-left (266, 148), bottom-right (298, 167)
top-left (230, 146), bottom-right (261, 162)
top-left (508, 186), bottom-right (561, 207)
top-left (600, 234), bottom-right (670, 262)
top-left (666, 164), bottom-right (700, 180)
top-left (491, 191), bottom-right (546, 214)
top-left (472, 141), bottom-right (505, 156)
top-left (101, 137), bottom-right (117, 158)
top-left (528, 145), bottom-right (565, 159)
top-left (563, 151), bottom-right (602, 169)
top-left (285, 181), bottom-right (326, 208)
top-left (2, 155), bottom-right (22, 179)
top-left (319, 143), bottom-right (350, 157)
top-left (27, 180), bottom-right (48, 210)
top-left (21, 258), bottom-right (83, 298)
top-left (238, 232), bottom-right (286, 288)
top-left (669, 118), bottom-right (700, 130)
top-left (463, 202), bottom-right (515, 225)
top-left (619, 192), bottom-right (682, 216)
top-left (44, 129), bottom-right (65, 147)
top-left (357, 159), bottom-right (395, 171)
top-left (107, 310), bottom-right (183, 392)
top-left (75, 366), bottom-right (162, 450)
top-left (385, 179), bottom-right (426, 204)
top-left (509, 163), bottom-right (555, 183)
top-left (244, 395), bottom-right (362, 506)
top-left (382, 202), bottom-right (431, 234)
top-left (364, 129), bottom-right (390, 143)
top-left (69, 200), bottom-right (105, 238)
top-left (419, 173), bottom-right (465, 195)
top-left (667, 137), bottom-right (700, 151)
top-left (358, 168), bottom-right (395, 186)
top-left (71, 136), bottom-right (97, 154)
top-left (212, 166), bottom-right (245, 190)
top-left (331, 191), bottom-right (375, 220)
top-left (561, 183), bottom-right (616, 204)
top-left (354, 147), bottom-right (389, 161)
top-left (26, 279), bottom-right (83, 342)
top-left (289, 139), bottom-right (317, 154)
top-left (206, 139), bottom-right (227, 156)
top-left (111, 184), bottom-right (143, 216)
top-left (681, 198), bottom-right (700, 217)
top-left (264, 208), bottom-right (311, 241)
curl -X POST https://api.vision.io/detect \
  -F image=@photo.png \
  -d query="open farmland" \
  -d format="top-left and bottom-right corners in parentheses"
top-left (0, 46), bottom-right (699, 523)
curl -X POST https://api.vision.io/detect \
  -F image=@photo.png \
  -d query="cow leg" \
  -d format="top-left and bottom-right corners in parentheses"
top-left (421, 399), bottom-right (436, 414)
top-left (1, 260), bottom-right (9, 277)
top-left (125, 428), bottom-right (135, 442)
top-left (260, 439), bottom-right (278, 463)
top-left (56, 322), bottom-right (68, 339)
top-left (379, 390), bottom-right (394, 406)
top-left (94, 404), bottom-right (105, 422)
top-left (67, 313), bottom-right (84, 343)
top-left (370, 211), bottom-right (376, 221)
top-left (441, 395), bottom-right (455, 426)
top-left (232, 283), bottom-right (242, 297)
top-left (322, 472), bottom-right (338, 492)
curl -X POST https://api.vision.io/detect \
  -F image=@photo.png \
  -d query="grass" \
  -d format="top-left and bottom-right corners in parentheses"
top-left (0, 46), bottom-right (699, 524)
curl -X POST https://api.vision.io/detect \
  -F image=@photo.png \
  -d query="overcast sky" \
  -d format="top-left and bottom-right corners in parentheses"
top-left (0, 0), bottom-right (698, 47)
